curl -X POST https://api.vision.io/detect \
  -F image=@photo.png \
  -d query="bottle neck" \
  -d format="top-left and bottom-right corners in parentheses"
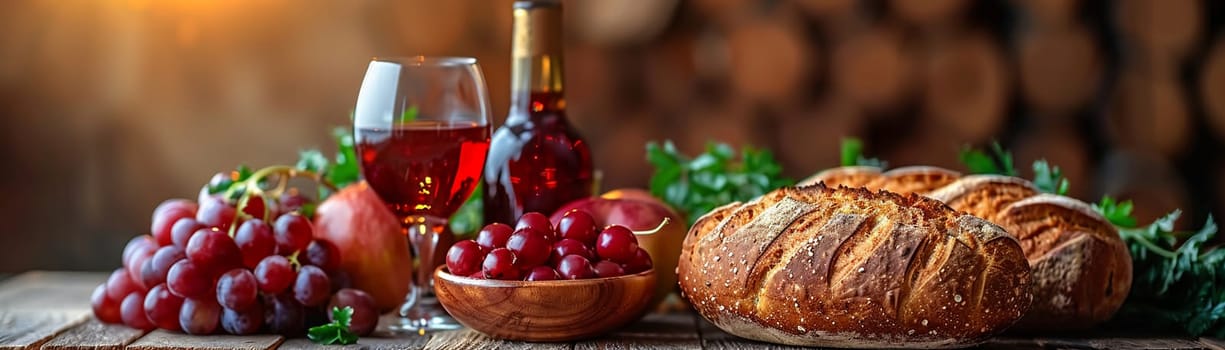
top-left (509, 0), bottom-right (565, 121)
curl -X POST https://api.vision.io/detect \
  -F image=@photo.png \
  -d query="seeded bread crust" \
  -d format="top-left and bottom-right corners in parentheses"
top-left (798, 166), bottom-right (883, 188)
top-left (869, 166), bottom-right (964, 195)
top-left (678, 184), bottom-right (1032, 348)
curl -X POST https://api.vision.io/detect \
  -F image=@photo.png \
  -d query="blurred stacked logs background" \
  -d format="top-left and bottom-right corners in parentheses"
top-left (0, 0), bottom-right (1222, 271)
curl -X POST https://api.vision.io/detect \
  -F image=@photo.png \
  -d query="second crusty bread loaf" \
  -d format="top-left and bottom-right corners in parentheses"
top-left (678, 184), bottom-right (1032, 348)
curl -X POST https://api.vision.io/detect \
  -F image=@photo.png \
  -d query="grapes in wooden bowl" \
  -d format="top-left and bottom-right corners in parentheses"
top-left (433, 212), bottom-right (658, 341)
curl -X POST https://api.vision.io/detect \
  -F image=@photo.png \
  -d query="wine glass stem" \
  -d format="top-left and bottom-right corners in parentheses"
top-left (401, 216), bottom-right (447, 316)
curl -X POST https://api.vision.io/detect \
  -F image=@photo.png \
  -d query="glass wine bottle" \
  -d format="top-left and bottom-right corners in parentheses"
top-left (484, 0), bottom-right (594, 225)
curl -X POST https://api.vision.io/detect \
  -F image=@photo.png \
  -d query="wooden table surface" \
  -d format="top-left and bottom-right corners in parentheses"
top-left (1, 271), bottom-right (1221, 350)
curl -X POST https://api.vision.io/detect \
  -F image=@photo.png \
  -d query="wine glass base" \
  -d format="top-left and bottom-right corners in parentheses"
top-left (385, 314), bottom-right (463, 335)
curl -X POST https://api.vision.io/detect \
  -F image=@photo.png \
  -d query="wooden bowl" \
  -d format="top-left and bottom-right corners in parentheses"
top-left (433, 266), bottom-right (656, 342)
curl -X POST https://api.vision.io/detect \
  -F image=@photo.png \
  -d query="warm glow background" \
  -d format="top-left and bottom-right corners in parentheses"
top-left (0, 0), bottom-right (1222, 271)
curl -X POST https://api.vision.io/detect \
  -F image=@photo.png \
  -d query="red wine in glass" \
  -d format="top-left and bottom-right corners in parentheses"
top-left (356, 121), bottom-right (490, 221)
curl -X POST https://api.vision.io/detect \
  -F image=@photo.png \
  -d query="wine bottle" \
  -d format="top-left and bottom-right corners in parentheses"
top-left (483, 0), bottom-right (594, 225)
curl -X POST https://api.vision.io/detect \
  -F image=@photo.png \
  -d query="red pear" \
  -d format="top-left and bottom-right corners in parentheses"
top-left (313, 182), bottom-right (412, 312)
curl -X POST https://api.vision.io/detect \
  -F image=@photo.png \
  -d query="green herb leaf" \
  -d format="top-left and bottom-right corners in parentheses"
top-left (646, 140), bottom-right (793, 226)
top-left (400, 106), bottom-right (419, 124)
top-left (840, 138), bottom-right (887, 168)
top-left (296, 126), bottom-right (361, 200)
top-left (449, 183), bottom-right (484, 238)
top-left (1109, 206), bottom-right (1225, 337)
top-left (1093, 196), bottom-right (1138, 228)
top-left (958, 141), bottom-right (1016, 176)
top-left (308, 306), bottom-right (358, 345)
top-left (1031, 159), bottom-right (1069, 195)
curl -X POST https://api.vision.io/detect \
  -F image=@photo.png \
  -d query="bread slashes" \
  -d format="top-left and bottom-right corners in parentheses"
top-left (678, 184), bottom-right (1032, 348)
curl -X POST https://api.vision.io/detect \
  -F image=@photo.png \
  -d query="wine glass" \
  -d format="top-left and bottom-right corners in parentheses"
top-left (352, 56), bottom-right (491, 333)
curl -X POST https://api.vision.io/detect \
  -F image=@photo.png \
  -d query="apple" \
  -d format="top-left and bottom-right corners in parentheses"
top-left (550, 188), bottom-right (686, 310)
top-left (313, 182), bottom-right (412, 312)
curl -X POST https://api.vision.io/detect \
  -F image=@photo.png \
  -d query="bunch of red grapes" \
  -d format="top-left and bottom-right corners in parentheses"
top-left (446, 211), bottom-right (653, 280)
top-left (90, 173), bottom-right (377, 336)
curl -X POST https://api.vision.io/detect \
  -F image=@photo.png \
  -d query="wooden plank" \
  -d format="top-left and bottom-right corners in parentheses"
top-left (980, 337), bottom-right (1045, 350)
top-left (0, 310), bottom-right (89, 350)
top-left (421, 330), bottom-right (569, 350)
top-left (41, 318), bottom-right (147, 350)
top-left (276, 325), bottom-right (431, 350)
top-left (1033, 336), bottom-right (1206, 350)
top-left (0, 271), bottom-right (105, 350)
top-left (697, 317), bottom-right (807, 350)
top-left (575, 312), bottom-right (700, 349)
top-left (125, 330), bottom-right (283, 350)
top-left (1201, 338), bottom-right (1225, 350)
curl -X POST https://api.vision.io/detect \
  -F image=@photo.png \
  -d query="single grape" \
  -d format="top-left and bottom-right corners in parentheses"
top-left (125, 250), bottom-right (154, 289)
top-left (201, 172), bottom-right (231, 204)
top-left (152, 199), bottom-right (198, 246)
top-left (593, 260), bottom-right (625, 278)
top-left (240, 194), bottom-right (268, 220)
top-left (196, 196), bottom-right (237, 231)
top-left (623, 247), bottom-right (653, 274)
top-left (221, 303), bottom-right (264, 335)
top-left (278, 189), bottom-right (308, 215)
top-left (596, 225), bottom-right (639, 264)
top-left (180, 298), bottom-right (221, 335)
top-left (141, 245), bottom-right (185, 288)
top-left (303, 239), bottom-right (341, 273)
top-left (292, 265), bottom-right (331, 307)
top-left (506, 228), bottom-right (552, 268)
top-left (515, 212), bottom-right (554, 237)
top-left (476, 223), bottom-right (514, 250)
top-left (556, 254), bottom-right (595, 280)
top-left (557, 209), bottom-right (599, 246)
top-left (216, 269), bottom-right (258, 311)
top-left (122, 235), bottom-right (156, 263)
top-left (328, 289), bottom-right (378, 336)
top-left (254, 255), bottom-right (294, 294)
top-left (550, 238), bottom-right (593, 266)
top-left (167, 259), bottom-right (213, 299)
top-left (106, 268), bottom-right (142, 302)
top-left (144, 283), bottom-right (185, 330)
top-left (273, 213), bottom-right (313, 255)
top-left (170, 218), bottom-right (205, 249)
top-left (186, 229), bottom-right (242, 273)
top-left (264, 293), bottom-right (305, 336)
top-left (482, 248), bottom-right (520, 280)
top-left (446, 240), bottom-right (484, 276)
top-left (91, 284), bottom-right (121, 323)
top-left (524, 266), bottom-right (560, 281)
top-left (120, 291), bottom-right (154, 330)
top-left (234, 219), bottom-right (276, 269)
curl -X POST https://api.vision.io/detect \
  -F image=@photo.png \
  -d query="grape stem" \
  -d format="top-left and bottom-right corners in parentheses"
top-left (631, 218), bottom-right (671, 236)
top-left (222, 165), bottom-right (339, 237)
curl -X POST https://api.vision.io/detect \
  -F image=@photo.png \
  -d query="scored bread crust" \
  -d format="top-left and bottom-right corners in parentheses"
top-left (678, 184), bottom-right (1032, 348)
top-left (994, 194), bottom-right (1132, 330)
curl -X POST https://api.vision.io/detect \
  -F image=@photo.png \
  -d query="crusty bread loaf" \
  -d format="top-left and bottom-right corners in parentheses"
top-left (928, 176), bottom-right (1133, 331)
top-left (867, 166), bottom-right (963, 195)
top-left (791, 168), bottom-right (1135, 331)
top-left (678, 184), bottom-right (1032, 348)
top-left (797, 166), bottom-right (882, 188)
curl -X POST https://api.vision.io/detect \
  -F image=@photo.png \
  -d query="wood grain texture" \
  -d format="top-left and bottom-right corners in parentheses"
top-left (422, 330), bottom-right (569, 350)
top-left (40, 318), bottom-right (146, 350)
top-left (575, 312), bottom-right (700, 350)
top-left (697, 318), bottom-right (807, 350)
top-left (1034, 336), bottom-right (1206, 350)
top-left (0, 310), bottom-right (88, 350)
top-left (0, 271), bottom-right (102, 350)
top-left (125, 330), bottom-right (283, 350)
top-left (277, 336), bottom-right (430, 350)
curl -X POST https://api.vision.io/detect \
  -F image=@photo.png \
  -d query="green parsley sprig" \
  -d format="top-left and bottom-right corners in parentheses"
top-left (1094, 197), bottom-right (1225, 336)
top-left (647, 140), bottom-right (793, 226)
top-left (957, 142), bottom-right (1067, 195)
top-left (840, 138), bottom-right (887, 168)
top-left (308, 306), bottom-right (359, 345)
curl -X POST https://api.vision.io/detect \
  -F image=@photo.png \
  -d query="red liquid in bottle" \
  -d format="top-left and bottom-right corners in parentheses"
top-left (483, 92), bottom-right (594, 224)
top-left (356, 121), bottom-right (491, 220)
